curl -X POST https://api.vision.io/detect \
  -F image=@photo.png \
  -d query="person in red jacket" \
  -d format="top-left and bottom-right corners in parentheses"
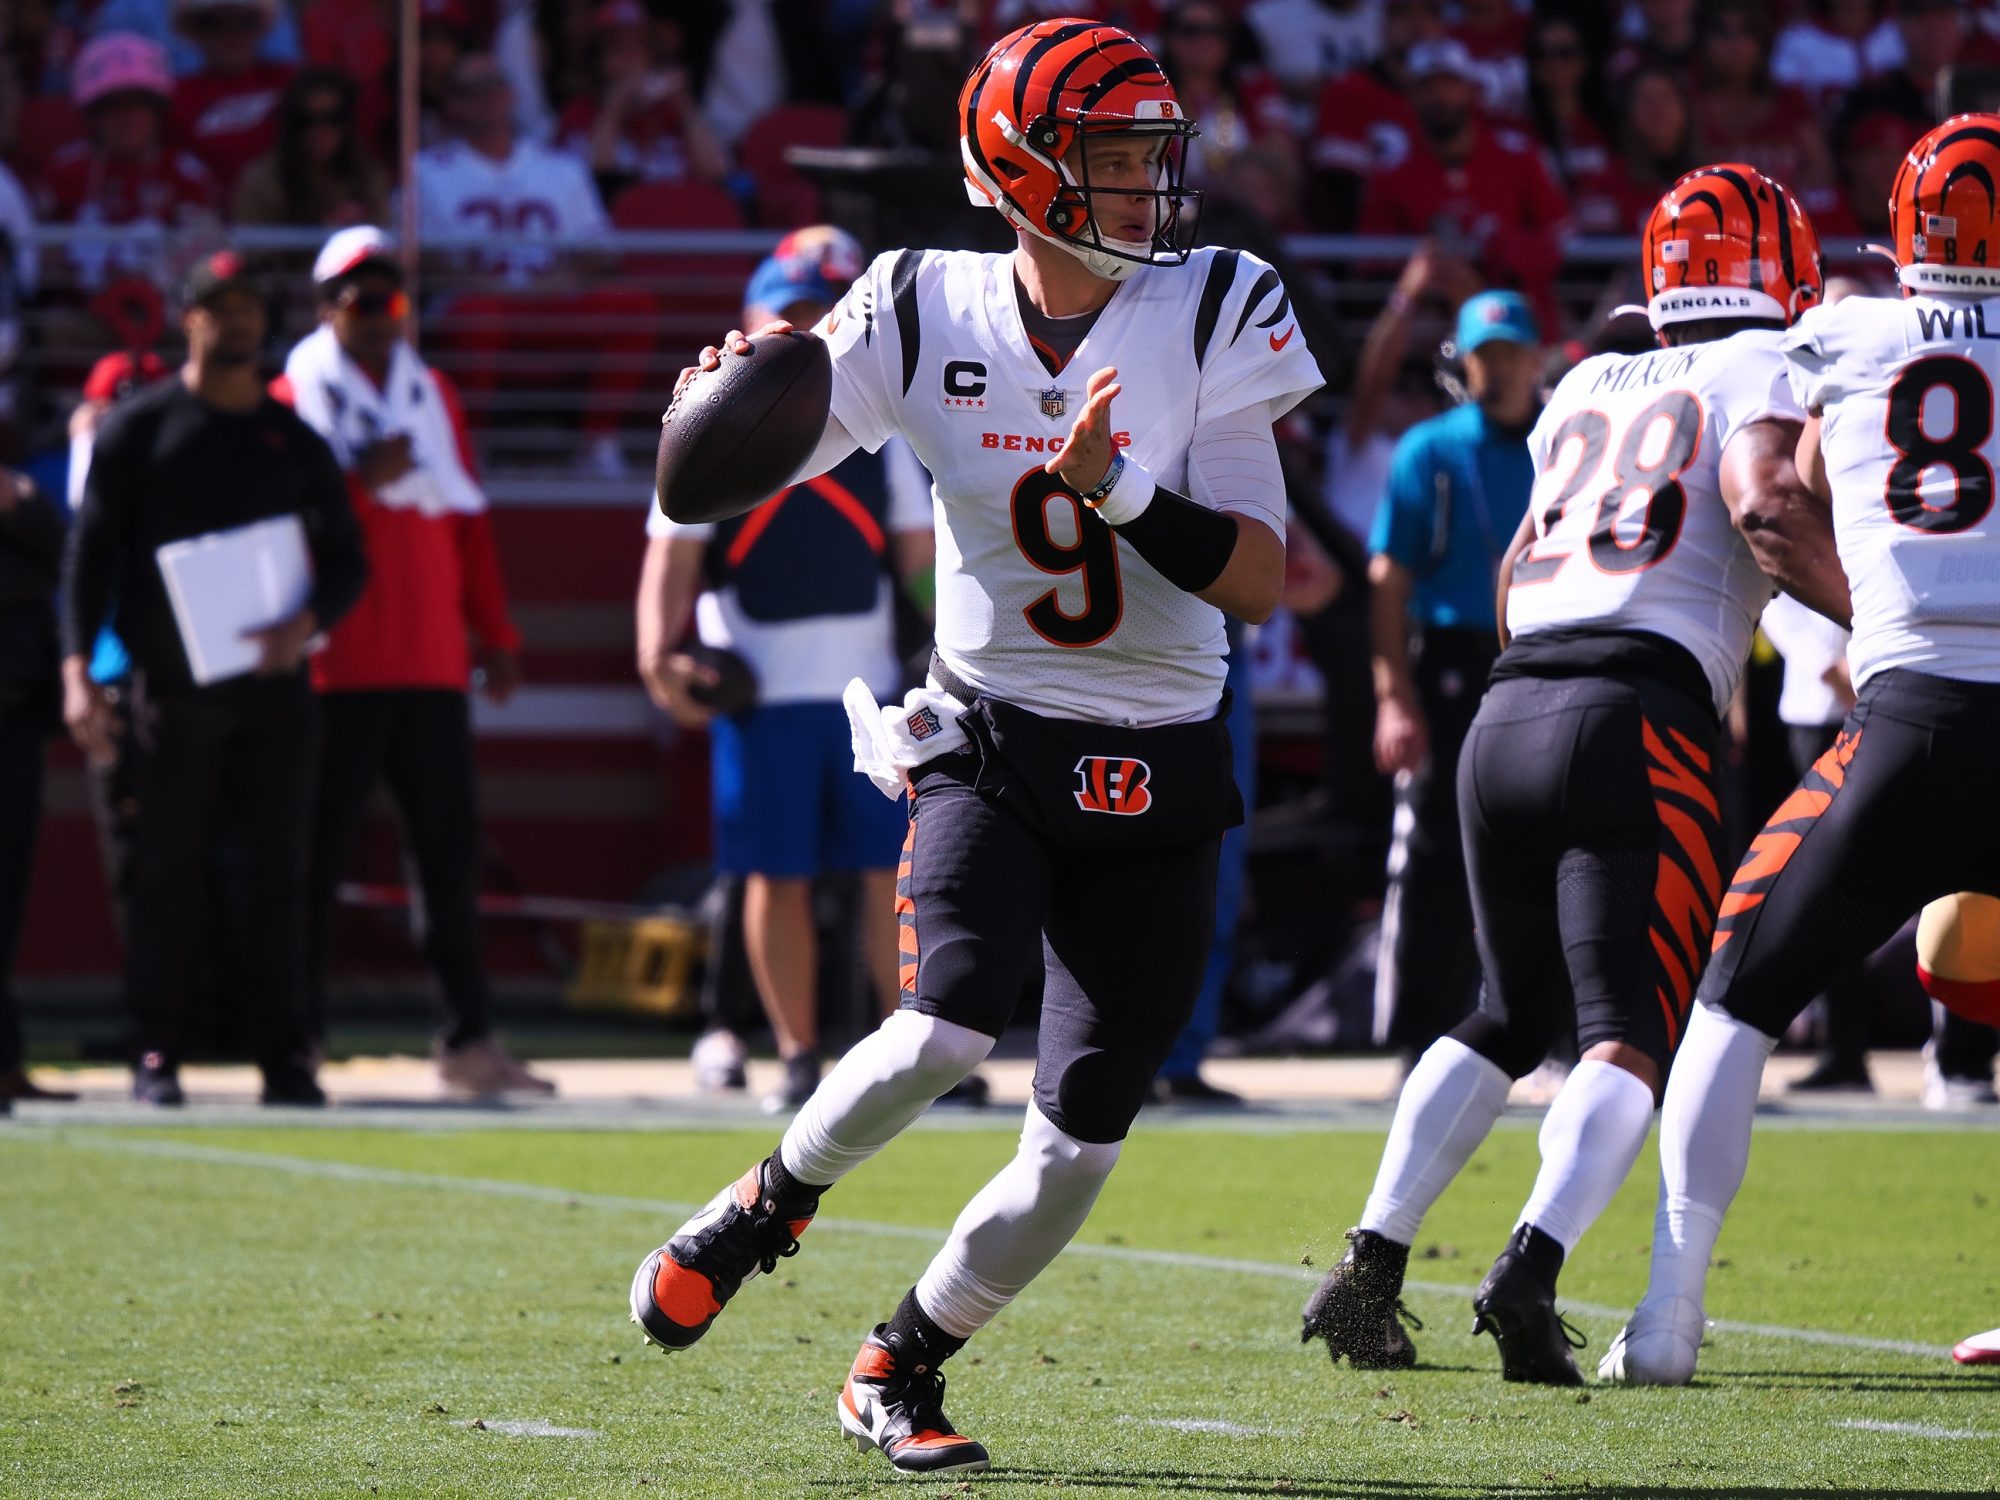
top-left (167, 0), bottom-right (296, 202)
top-left (277, 225), bottom-right (553, 1099)
top-left (1359, 39), bottom-right (1569, 329)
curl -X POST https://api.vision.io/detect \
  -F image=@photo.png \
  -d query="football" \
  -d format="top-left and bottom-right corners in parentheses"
top-left (655, 328), bottom-right (832, 525)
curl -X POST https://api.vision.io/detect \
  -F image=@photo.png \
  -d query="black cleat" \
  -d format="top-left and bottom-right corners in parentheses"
top-left (837, 1324), bottom-right (989, 1474)
top-left (629, 1159), bottom-right (814, 1352)
top-left (260, 1064), bottom-right (326, 1107)
top-left (132, 1053), bottom-right (184, 1107)
top-left (1151, 1072), bottom-right (1246, 1107)
top-left (1471, 1225), bottom-right (1586, 1385)
top-left (1301, 1228), bottom-right (1421, 1370)
top-left (1786, 1055), bottom-right (1874, 1094)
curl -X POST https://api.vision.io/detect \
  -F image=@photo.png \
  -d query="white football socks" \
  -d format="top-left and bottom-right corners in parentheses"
top-left (778, 1010), bottom-right (994, 1187)
top-left (1358, 1036), bottom-right (1513, 1247)
top-left (915, 1103), bottom-right (1121, 1339)
top-left (1643, 1003), bottom-right (1776, 1307)
top-left (1517, 1058), bottom-right (1657, 1253)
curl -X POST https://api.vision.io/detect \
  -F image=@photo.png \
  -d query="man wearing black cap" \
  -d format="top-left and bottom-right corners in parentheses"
top-left (61, 251), bottom-right (367, 1106)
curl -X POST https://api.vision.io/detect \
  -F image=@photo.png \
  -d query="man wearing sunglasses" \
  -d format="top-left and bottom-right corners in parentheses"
top-left (278, 225), bottom-right (552, 1101)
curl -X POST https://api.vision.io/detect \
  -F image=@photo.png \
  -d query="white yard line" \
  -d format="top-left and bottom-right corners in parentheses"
top-left (7, 1132), bottom-right (1953, 1362)
top-left (1838, 1419), bottom-right (1999, 1441)
top-left (477, 1420), bottom-right (599, 1438)
top-left (1127, 1417), bottom-right (1292, 1438)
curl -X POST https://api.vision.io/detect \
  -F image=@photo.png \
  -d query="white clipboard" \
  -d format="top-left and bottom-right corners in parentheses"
top-left (155, 515), bottom-right (312, 685)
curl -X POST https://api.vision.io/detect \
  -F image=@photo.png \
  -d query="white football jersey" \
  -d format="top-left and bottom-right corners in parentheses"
top-left (1508, 330), bottom-right (1802, 713)
top-left (1783, 294), bottom-right (2000, 689)
top-left (814, 247), bottom-right (1322, 727)
top-left (414, 140), bottom-right (609, 287)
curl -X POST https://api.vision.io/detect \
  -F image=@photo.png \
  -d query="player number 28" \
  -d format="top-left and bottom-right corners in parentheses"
top-left (1010, 467), bottom-right (1124, 648)
top-left (1512, 388), bottom-right (1701, 585)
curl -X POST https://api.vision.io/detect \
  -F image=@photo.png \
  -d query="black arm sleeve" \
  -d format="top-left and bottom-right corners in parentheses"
top-left (295, 424), bottom-right (369, 629)
top-left (1108, 484), bottom-right (1240, 594)
top-left (61, 419), bottom-right (128, 660)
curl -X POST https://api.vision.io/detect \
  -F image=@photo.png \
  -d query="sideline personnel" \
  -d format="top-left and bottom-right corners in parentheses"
top-left (61, 251), bottom-right (366, 1106)
top-left (1367, 289), bottom-right (1541, 1063)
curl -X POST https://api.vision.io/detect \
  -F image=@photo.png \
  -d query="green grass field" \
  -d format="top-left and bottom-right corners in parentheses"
top-left (3, 1114), bottom-right (1996, 1498)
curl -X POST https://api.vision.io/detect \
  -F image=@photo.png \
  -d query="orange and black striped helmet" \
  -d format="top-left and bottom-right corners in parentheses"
top-left (1639, 163), bottom-right (1823, 330)
top-left (958, 19), bottom-right (1199, 281)
top-left (1890, 113), bottom-right (2000, 295)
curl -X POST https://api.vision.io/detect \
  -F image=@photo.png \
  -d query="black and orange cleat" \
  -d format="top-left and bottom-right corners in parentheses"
top-left (628, 1159), bottom-right (814, 1352)
top-left (836, 1325), bottom-right (990, 1475)
top-left (1302, 1228), bottom-right (1422, 1370)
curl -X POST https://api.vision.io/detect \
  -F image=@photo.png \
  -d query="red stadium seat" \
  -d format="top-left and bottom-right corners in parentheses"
top-left (609, 181), bottom-right (754, 355)
top-left (11, 96), bottom-right (83, 178)
top-left (610, 179), bottom-right (746, 232)
top-left (736, 104), bottom-right (846, 226)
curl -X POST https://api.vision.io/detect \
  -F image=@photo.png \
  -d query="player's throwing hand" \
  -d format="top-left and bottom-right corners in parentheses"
top-left (668, 318), bottom-right (796, 404)
top-left (1047, 366), bottom-right (1121, 492)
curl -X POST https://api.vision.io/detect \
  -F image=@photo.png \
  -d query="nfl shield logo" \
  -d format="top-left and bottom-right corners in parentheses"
top-left (907, 706), bottom-right (943, 741)
top-left (1040, 386), bottom-right (1067, 419)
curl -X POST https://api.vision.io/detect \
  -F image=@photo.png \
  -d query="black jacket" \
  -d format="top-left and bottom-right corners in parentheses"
top-left (61, 378), bottom-right (368, 696)
top-left (0, 475), bottom-right (63, 719)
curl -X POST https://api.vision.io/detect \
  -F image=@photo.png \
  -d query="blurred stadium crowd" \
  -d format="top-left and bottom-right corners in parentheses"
top-left (2, 0), bottom-right (1998, 1105)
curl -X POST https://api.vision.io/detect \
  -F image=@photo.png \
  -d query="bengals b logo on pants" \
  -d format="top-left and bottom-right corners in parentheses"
top-left (1073, 756), bottom-right (1152, 816)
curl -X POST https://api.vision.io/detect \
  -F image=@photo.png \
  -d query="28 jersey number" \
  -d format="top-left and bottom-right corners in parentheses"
top-left (1882, 356), bottom-right (1995, 534)
top-left (1512, 389), bottom-right (1702, 585)
top-left (1011, 467), bottom-right (1124, 647)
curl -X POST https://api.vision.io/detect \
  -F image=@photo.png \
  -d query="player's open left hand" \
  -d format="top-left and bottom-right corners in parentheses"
top-left (1047, 366), bottom-right (1121, 494)
top-left (668, 319), bottom-right (796, 405)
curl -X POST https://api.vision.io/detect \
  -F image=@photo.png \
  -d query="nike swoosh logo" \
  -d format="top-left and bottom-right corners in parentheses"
top-left (1269, 325), bottom-right (1295, 352)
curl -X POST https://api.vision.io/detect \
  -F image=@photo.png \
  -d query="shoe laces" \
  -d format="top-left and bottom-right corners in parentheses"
top-left (749, 1208), bottom-right (805, 1277)
top-left (1556, 1311), bottom-right (1587, 1350)
top-left (893, 1364), bottom-right (951, 1432)
top-left (1394, 1300), bottom-right (1424, 1334)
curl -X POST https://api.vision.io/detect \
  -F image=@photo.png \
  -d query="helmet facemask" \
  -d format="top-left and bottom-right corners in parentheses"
top-left (968, 112), bottom-right (1202, 281)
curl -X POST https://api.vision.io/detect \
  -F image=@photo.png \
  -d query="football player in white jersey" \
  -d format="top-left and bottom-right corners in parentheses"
top-left (626, 19), bottom-right (1320, 1473)
top-left (1304, 165), bottom-right (1852, 1385)
top-left (1606, 115), bottom-right (2000, 1387)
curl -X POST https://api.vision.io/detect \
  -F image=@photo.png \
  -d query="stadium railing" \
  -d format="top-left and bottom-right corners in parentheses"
top-left (14, 225), bottom-right (1886, 491)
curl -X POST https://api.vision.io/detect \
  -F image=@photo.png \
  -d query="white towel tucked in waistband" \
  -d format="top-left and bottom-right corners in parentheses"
top-left (843, 677), bottom-right (970, 799)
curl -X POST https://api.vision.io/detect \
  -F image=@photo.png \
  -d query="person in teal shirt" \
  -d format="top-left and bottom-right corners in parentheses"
top-left (1366, 289), bottom-right (1541, 1064)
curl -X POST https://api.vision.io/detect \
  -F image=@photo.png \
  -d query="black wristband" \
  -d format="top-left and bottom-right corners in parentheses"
top-left (1108, 484), bottom-right (1240, 593)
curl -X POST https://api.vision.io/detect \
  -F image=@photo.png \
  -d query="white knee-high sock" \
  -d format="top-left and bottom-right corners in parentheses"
top-left (778, 1010), bottom-right (994, 1187)
top-left (914, 1104), bottom-right (1121, 1340)
top-left (1358, 1036), bottom-right (1512, 1246)
top-left (1643, 1004), bottom-right (1776, 1306)
top-left (1517, 1059), bottom-right (1657, 1253)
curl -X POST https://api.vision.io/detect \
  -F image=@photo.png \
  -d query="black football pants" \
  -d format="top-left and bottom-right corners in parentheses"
top-left (124, 678), bottom-right (319, 1073)
top-left (1450, 669), bottom-right (1725, 1079)
top-left (0, 709), bottom-right (44, 1076)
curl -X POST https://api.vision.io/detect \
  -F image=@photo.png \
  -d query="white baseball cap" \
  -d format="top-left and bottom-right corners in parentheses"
top-left (312, 225), bottom-right (398, 286)
top-left (1407, 39), bottom-right (1479, 83)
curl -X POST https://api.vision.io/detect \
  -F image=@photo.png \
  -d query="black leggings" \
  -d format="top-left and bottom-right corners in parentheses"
top-left (899, 750), bottom-right (1219, 1143)
top-left (1450, 670), bottom-right (1724, 1082)
top-left (1702, 669), bottom-right (2000, 1039)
